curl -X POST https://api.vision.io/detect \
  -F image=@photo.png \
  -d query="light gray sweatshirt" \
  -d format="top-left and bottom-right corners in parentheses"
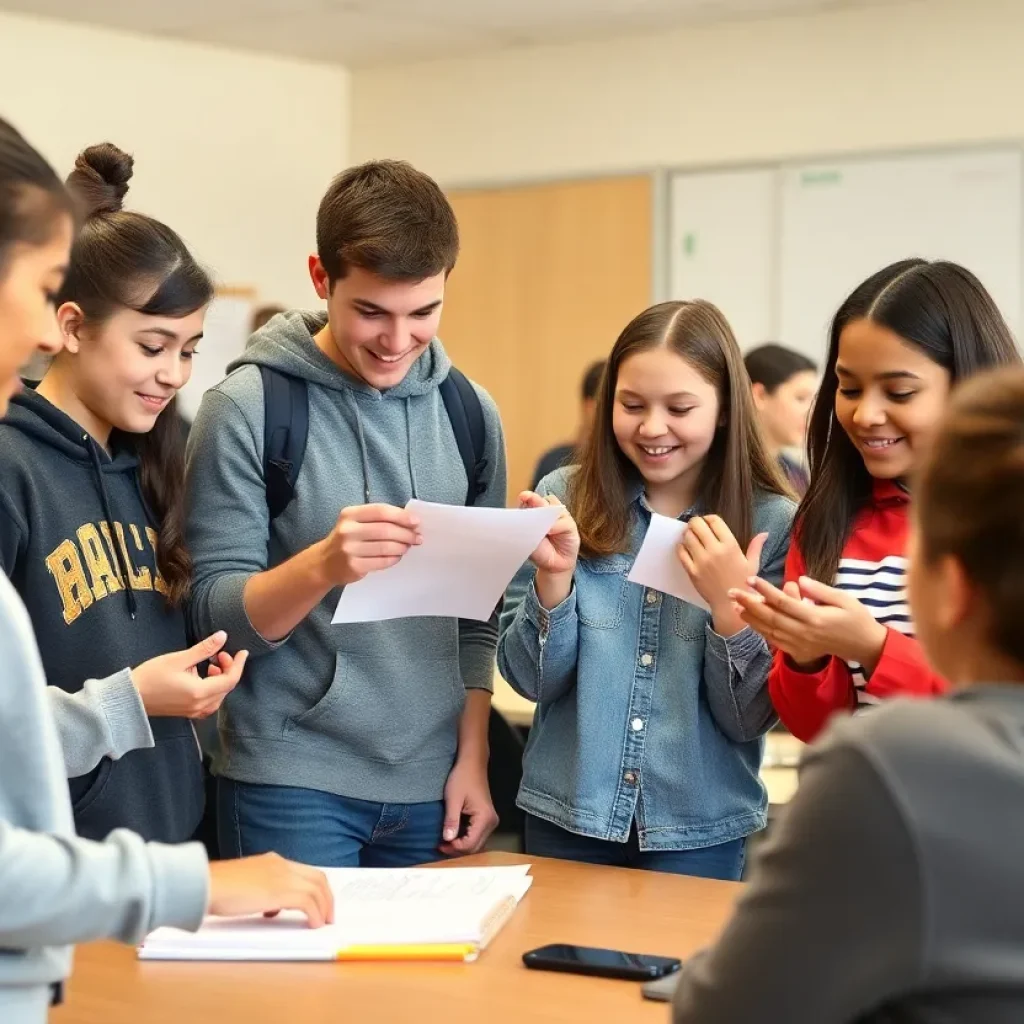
top-left (46, 672), bottom-right (153, 777)
top-left (185, 314), bottom-right (507, 804)
top-left (0, 573), bottom-right (208, 1024)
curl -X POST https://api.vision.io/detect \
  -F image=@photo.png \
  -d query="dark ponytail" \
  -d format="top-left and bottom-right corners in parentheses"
top-left (61, 143), bottom-right (213, 607)
top-left (0, 118), bottom-right (73, 275)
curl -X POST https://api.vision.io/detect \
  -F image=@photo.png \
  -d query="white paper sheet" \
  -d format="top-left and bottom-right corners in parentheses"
top-left (333, 500), bottom-right (562, 624)
top-left (138, 865), bottom-right (534, 961)
top-left (627, 514), bottom-right (711, 611)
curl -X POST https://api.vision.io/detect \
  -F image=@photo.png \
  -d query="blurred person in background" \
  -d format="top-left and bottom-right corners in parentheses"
top-left (744, 344), bottom-right (817, 495)
top-left (531, 358), bottom-right (605, 489)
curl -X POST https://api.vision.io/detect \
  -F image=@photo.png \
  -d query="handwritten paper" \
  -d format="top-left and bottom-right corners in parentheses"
top-left (627, 514), bottom-right (710, 611)
top-left (333, 500), bottom-right (562, 624)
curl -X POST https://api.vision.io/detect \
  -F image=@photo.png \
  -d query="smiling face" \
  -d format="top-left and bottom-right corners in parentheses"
top-left (612, 346), bottom-right (721, 503)
top-left (310, 260), bottom-right (444, 390)
top-left (834, 318), bottom-right (952, 481)
top-left (54, 302), bottom-right (206, 440)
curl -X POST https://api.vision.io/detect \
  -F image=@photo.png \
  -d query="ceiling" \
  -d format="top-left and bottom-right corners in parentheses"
top-left (1, 0), bottom-right (915, 67)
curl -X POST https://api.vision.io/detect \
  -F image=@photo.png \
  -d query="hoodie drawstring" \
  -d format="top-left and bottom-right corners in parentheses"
top-left (86, 437), bottom-right (138, 621)
top-left (346, 392), bottom-right (373, 504)
top-left (343, 392), bottom-right (421, 504)
top-left (405, 398), bottom-right (419, 500)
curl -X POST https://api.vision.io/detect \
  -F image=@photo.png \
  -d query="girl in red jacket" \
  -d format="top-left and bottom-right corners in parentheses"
top-left (734, 259), bottom-right (1020, 740)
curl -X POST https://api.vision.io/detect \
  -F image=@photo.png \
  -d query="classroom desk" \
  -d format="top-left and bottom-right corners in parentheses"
top-left (492, 670), bottom-right (804, 806)
top-left (52, 852), bottom-right (741, 1024)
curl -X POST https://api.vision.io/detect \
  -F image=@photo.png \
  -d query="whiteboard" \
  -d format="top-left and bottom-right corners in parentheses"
top-left (779, 149), bottom-right (1023, 362)
top-left (668, 167), bottom-right (778, 350)
top-left (177, 292), bottom-right (255, 421)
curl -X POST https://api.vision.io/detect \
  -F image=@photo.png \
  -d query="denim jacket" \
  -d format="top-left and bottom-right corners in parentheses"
top-left (498, 469), bottom-right (795, 851)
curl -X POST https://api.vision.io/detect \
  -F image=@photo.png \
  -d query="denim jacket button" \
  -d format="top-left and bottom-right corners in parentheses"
top-left (631, 718), bottom-right (644, 732)
top-left (639, 652), bottom-right (653, 667)
top-left (645, 590), bottom-right (659, 605)
top-left (623, 771), bottom-right (637, 785)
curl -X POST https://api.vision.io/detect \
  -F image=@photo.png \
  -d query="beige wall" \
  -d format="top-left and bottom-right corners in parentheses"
top-left (1, 11), bottom-right (349, 308)
top-left (351, 0), bottom-right (1023, 186)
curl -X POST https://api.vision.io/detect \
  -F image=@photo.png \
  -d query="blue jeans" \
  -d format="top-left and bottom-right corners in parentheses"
top-left (524, 815), bottom-right (746, 880)
top-left (218, 778), bottom-right (446, 868)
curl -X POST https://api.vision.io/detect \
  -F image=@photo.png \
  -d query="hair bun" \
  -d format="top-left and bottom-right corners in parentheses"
top-left (67, 142), bottom-right (134, 217)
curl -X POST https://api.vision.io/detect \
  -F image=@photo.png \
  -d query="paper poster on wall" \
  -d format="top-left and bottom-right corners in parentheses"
top-left (176, 288), bottom-right (256, 422)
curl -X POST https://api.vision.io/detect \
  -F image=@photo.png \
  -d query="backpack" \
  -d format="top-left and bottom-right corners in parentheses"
top-left (259, 365), bottom-right (487, 521)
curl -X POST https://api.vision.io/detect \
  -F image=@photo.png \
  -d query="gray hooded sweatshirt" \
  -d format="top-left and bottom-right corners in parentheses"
top-left (184, 312), bottom-right (507, 804)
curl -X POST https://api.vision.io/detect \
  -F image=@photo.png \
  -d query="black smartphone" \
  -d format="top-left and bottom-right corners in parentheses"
top-left (522, 943), bottom-right (681, 981)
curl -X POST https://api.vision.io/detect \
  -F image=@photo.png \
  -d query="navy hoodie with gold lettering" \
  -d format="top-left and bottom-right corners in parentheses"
top-left (0, 388), bottom-right (203, 842)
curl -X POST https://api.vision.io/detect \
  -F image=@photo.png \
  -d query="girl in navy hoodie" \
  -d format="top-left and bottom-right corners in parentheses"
top-left (0, 142), bottom-right (242, 844)
top-left (0, 117), bottom-right (332, 1024)
top-left (735, 260), bottom-right (1022, 741)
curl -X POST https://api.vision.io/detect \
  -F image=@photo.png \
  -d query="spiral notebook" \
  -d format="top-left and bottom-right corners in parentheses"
top-left (139, 865), bottom-right (533, 963)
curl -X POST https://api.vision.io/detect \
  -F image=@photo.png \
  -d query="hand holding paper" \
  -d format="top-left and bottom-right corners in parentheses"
top-left (322, 503), bottom-right (424, 586)
top-left (333, 500), bottom-right (563, 624)
top-left (679, 515), bottom-right (767, 630)
top-left (627, 514), bottom-right (711, 610)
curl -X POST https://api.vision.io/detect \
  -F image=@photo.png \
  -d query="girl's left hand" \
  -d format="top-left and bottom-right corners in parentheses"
top-left (679, 515), bottom-right (768, 635)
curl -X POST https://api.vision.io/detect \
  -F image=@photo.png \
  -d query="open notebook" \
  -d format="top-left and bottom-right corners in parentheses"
top-left (139, 864), bottom-right (533, 963)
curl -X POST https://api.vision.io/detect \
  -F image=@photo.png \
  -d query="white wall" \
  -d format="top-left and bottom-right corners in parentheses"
top-left (1, 11), bottom-right (349, 308)
top-left (351, 0), bottom-right (1024, 187)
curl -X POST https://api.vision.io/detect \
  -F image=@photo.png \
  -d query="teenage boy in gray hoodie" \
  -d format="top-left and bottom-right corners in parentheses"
top-left (185, 161), bottom-right (507, 867)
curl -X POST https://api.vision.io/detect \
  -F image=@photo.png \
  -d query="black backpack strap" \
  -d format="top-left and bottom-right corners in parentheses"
top-left (439, 367), bottom-right (487, 505)
top-left (259, 365), bottom-right (309, 521)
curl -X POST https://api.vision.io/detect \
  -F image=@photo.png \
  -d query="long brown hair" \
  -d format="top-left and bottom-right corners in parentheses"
top-left (916, 367), bottom-right (1024, 665)
top-left (59, 143), bottom-right (213, 606)
top-left (570, 300), bottom-right (789, 557)
top-left (799, 259), bottom-right (1021, 584)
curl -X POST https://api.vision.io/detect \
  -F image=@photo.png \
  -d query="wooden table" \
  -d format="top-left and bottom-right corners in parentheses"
top-left (53, 853), bottom-right (741, 1024)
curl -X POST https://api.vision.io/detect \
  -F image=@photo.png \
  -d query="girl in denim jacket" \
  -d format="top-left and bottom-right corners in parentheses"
top-left (499, 300), bottom-right (795, 879)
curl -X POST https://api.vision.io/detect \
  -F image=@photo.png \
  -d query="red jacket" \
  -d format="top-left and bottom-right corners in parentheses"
top-left (768, 480), bottom-right (948, 741)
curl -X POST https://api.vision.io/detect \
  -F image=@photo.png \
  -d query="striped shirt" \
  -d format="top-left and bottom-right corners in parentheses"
top-left (768, 479), bottom-right (948, 741)
top-left (836, 555), bottom-right (912, 703)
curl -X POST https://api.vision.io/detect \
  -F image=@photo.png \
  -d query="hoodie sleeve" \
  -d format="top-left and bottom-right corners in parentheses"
top-left (0, 486), bottom-right (26, 576)
top-left (0, 825), bottom-right (209, 947)
top-left (185, 385), bottom-right (287, 656)
top-left (46, 670), bottom-right (154, 778)
top-left (862, 631), bottom-right (949, 701)
top-left (458, 383), bottom-right (508, 693)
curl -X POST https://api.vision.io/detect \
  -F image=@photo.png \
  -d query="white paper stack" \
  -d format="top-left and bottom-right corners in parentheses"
top-left (139, 865), bottom-right (533, 963)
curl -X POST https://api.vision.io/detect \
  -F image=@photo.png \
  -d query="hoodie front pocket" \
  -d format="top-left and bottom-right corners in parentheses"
top-left (284, 652), bottom-right (463, 765)
top-left (70, 758), bottom-right (113, 818)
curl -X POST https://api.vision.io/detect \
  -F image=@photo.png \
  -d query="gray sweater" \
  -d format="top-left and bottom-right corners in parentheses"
top-left (0, 573), bottom-right (208, 1024)
top-left (672, 686), bottom-right (1024, 1023)
top-left (185, 314), bottom-right (507, 804)
top-left (46, 672), bottom-right (153, 777)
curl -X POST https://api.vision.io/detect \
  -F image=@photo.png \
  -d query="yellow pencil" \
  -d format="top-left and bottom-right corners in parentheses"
top-left (334, 944), bottom-right (477, 962)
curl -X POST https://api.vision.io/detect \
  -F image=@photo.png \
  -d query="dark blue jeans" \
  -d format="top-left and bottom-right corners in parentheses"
top-left (218, 778), bottom-right (446, 868)
top-left (525, 815), bottom-right (746, 880)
